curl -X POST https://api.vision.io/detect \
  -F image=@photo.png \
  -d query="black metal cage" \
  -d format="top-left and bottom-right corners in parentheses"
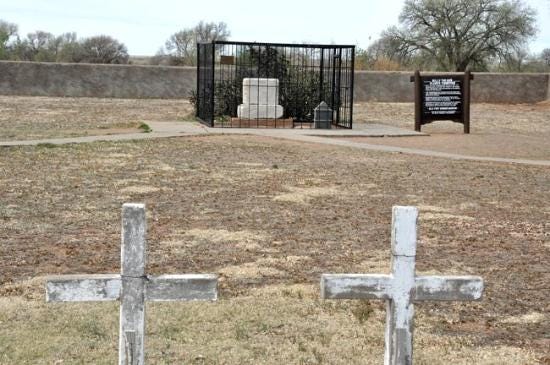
top-left (196, 41), bottom-right (355, 129)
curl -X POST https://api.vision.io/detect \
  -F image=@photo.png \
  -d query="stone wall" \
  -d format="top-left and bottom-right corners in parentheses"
top-left (0, 61), bottom-right (195, 99)
top-left (354, 71), bottom-right (550, 103)
top-left (1, 61), bottom-right (548, 103)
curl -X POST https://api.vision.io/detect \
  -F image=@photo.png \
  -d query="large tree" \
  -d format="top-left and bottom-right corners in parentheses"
top-left (25, 31), bottom-right (57, 61)
top-left (0, 20), bottom-right (18, 59)
top-left (379, 0), bottom-right (538, 71)
top-left (54, 32), bottom-right (82, 62)
top-left (162, 21), bottom-right (230, 66)
top-left (79, 35), bottom-right (129, 64)
top-left (542, 48), bottom-right (550, 66)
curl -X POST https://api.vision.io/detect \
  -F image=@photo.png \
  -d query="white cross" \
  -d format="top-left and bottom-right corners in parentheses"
top-left (321, 206), bottom-right (484, 365)
top-left (46, 203), bottom-right (218, 365)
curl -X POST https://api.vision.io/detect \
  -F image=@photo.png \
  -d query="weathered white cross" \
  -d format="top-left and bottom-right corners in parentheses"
top-left (321, 206), bottom-right (484, 365)
top-left (46, 203), bottom-right (218, 365)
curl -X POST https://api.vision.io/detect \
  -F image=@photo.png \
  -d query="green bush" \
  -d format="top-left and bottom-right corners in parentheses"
top-left (193, 45), bottom-right (338, 122)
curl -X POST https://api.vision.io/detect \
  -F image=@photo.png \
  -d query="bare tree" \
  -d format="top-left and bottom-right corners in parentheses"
top-left (498, 45), bottom-right (529, 72)
top-left (0, 20), bottom-right (129, 64)
top-left (9, 30), bottom-right (82, 62)
top-left (162, 21), bottom-right (230, 66)
top-left (378, 0), bottom-right (538, 71)
top-left (542, 48), bottom-right (550, 66)
top-left (164, 29), bottom-right (195, 64)
top-left (79, 35), bottom-right (129, 64)
top-left (0, 20), bottom-right (18, 59)
top-left (55, 32), bottom-right (81, 62)
top-left (193, 21), bottom-right (230, 43)
top-left (25, 31), bottom-right (57, 61)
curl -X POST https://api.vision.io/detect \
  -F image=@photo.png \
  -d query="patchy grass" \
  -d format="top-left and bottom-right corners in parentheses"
top-left (0, 281), bottom-right (540, 364)
top-left (36, 142), bottom-right (58, 148)
top-left (0, 134), bottom-right (548, 363)
top-left (139, 122), bottom-right (153, 133)
top-left (273, 186), bottom-right (339, 204)
top-left (349, 102), bottom-right (550, 160)
top-left (0, 96), bottom-right (193, 141)
top-left (354, 102), bottom-right (550, 137)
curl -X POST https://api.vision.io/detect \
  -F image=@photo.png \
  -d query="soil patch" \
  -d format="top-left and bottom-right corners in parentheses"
top-left (336, 133), bottom-right (550, 160)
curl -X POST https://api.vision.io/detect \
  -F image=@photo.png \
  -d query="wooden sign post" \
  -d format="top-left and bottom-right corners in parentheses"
top-left (321, 206), bottom-right (484, 365)
top-left (411, 71), bottom-right (473, 133)
top-left (46, 203), bottom-right (218, 365)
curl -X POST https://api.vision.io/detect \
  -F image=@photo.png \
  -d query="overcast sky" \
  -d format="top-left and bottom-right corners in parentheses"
top-left (1, 0), bottom-right (549, 55)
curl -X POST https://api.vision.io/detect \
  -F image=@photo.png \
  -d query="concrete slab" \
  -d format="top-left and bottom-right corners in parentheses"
top-left (2, 121), bottom-right (548, 167)
top-left (199, 122), bottom-right (427, 138)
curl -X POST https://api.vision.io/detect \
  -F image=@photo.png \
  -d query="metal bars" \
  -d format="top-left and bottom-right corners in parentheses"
top-left (196, 41), bottom-right (355, 129)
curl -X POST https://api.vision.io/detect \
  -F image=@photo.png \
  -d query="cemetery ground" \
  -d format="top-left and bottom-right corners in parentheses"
top-left (0, 96), bottom-right (190, 141)
top-left (0, 97), bottom-right (549, 364)
top-left (350, 101), bottom-right (550, 160)
top-left (1, 96), bottom-right (550, 162)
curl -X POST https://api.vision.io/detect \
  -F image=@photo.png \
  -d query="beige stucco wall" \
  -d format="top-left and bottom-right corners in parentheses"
top-left (1, 61), bottom-right (548, 103)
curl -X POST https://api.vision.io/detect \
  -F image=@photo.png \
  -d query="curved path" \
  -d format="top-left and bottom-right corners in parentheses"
top-left (1, 121), bottom-right (549, 167)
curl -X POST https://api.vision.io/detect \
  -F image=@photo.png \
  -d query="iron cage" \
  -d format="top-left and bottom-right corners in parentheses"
top-left (196, 41), bottom-right (355, 129)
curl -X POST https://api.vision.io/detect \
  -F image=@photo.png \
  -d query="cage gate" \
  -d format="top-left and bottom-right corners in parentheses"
top-left (196, 41), bottom-right (355, 129)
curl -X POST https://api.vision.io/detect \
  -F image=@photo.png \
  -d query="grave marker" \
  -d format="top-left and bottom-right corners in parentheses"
top-left (46, 203), bottom-right (218, 365)
top-left (314, 101), bottom-right (332, 129)
top-left (237, 78), bottom-right (284, 119)
top-left (321, 206), bottom-right (484, 365)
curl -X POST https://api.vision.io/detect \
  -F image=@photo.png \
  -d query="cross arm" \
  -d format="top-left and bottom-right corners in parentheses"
top-left (320, 274), bottom-right (393, 300)
top-left (146, 274), bottom-right (218, 301)
top-left (320, 274), bottom-right (484, 302)
top-left (414, 275), bottom-right (484, 301)
top-left (46, 274), bottom-right (218, 302)
top-left (46, 274), bottom-right (121, 302)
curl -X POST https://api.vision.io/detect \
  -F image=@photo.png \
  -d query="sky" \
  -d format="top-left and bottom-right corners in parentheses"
top-left (1, 0), bottom-right (549, 56)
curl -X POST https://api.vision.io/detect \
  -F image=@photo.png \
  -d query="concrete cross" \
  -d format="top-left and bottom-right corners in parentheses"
top-left (46, 203), bottom-right (218, 365)
top-left (321, 206), bottom-right (484, 365)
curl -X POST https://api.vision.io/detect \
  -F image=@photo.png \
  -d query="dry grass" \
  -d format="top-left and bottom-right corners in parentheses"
top-left (273, 186), bottom-right (339, 204)
top-left (0, 98), bottom-right (548, 363)
top-left (0, 279), bottom-right (541, 364)
top-left (0, 96), bottom-right (193, 141)
top-left (354, 102), bottom-right (550, 136)
top-left (350, 102), bottom-right (550, 160)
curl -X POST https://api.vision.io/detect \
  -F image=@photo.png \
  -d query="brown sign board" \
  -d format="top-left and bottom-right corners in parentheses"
top-left (410, 71), bottom-right (473, 133)
top-left (220, 55), bottom-right (235, 65)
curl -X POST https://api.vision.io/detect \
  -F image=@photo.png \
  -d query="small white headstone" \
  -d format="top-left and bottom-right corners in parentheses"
top-left (238, 78), bottom-right (284, 119)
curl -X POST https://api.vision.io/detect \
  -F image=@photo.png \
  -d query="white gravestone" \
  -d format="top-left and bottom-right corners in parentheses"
top-left (237, 78), bottom-right (284, 119)
top-left (46, 203), bottom-right (218, 365)
top-left (321, 206), bottom-right (484, 365)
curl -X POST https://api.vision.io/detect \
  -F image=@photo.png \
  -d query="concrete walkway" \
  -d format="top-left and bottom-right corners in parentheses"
top-left (2, 121), bottom-right (549, 167)
top-left (0, 121), bottom-right (423, 146)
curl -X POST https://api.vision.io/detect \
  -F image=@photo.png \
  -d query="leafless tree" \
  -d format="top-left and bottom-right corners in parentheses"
top-left (24, 31), bottom-right (57, 61)
top-left (79, 35), bottom-right (129, 64)
top-left (542, 48), bottom-right (550, 66)
top-left (377, 0), bottom-right (538, 71)
top-left (54, 32), bottom-right (81, 62)
top-left (162, 21), bottom-right (230, 66)
top-left (0, 20), bottom-right (18, 59)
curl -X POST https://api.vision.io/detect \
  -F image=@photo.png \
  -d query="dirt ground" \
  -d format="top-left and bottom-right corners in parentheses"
top-left (2, 96), bottom-right (549, 162)
top-left (354, 101), bottom-right (550, 136)
top-left (0, 96), bottom-right (549, 363)
top-left (0, 96), bottom-right (194, 141)
top-left (351, 102), bottom-right (550, 160)
top-left (338, 133), bottom-right (550, 160)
